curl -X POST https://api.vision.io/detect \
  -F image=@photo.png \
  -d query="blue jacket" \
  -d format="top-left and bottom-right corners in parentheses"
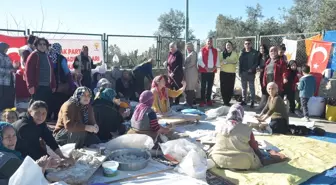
top-left (297, 74), bottom-right (316, 98)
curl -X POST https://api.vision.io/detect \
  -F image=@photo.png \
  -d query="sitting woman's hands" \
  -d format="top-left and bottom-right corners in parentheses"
top-left (157, 127), bottom-right (170, 135)
top-left (36, 156), bottom-right (56, 172)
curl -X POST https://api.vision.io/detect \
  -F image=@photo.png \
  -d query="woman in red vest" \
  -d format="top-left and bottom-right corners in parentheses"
top-left (197, 37), bottom-right (220, 107)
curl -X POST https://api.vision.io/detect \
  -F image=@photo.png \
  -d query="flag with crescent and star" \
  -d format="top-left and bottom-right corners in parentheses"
top-left (308, 41), bottom-right (332, 74)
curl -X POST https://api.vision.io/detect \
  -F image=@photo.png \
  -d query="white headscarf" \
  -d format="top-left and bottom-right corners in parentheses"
top-left (215, 104), bottom-right (245, 136)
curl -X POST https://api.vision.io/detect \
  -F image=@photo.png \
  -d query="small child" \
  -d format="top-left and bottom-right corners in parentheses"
top-left (283, 60), bottom-right (300, 113)
top-left (297, 65), bottom-right (316, 122)
top-left (278, 44), bottom-right (288, 63)
top-left (1, 108), bottom-right (19, 123)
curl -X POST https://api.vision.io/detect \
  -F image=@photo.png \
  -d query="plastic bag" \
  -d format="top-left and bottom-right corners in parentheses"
top-left (9, 156), bottom-right (50, 185)
top-left (205, 106), bottom-right (230, 120)
top-left (106, 134), bottom-right (154, 150)
top-left (159, 138), bottom-right (206, 162)
top-left (307, 96), bottom-right (325, 117)
top-left (175, 149), bottom-right (207, 179)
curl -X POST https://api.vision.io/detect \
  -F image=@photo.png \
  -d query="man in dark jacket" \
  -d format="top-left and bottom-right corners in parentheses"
top-left (239, 39), bottom-right (259, 108)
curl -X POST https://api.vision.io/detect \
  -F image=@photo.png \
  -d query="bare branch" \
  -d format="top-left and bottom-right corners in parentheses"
top-left (53, 19), bottom-right (62, 39)
top-left (39, 0), bottom-right (45, 34)
top-left (9, 13), bottom-right (20, 36)
top-left (6, 14), bottom-right (10, 35)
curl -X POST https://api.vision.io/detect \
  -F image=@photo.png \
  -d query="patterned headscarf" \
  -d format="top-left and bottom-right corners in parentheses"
top-left (215, 104), bottom-right (245, 136)
top-left (94, 78), bottom-right (111, 95)
top-left (151, 75), bottom-right (168, 100)
top-left (68, 87), bottom-right (92, 124)
top-left (0, 122), bottom-right (22, 160)
top-left (133, 90), bottom-right (154, 121)
top-left (49, 43), bottom-right (62, 64)
top-left (95, 88), bottom-right (116, 103)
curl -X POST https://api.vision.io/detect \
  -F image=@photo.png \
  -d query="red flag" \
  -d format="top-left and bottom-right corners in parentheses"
top-left (307, 41), bottom-right (332, 96)
top-left (0, 34), bottom-right (27, 64)
top-left (308, 41), bottom-right (332, 73)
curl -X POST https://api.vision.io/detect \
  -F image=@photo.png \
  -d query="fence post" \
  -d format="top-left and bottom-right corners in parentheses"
top-left (157, 35), bottom-right (162, 67)
top-left (27, 29), bottom-right (30, 35)
top-left (103, 33), bottom-right (107, 63)
top-left (321, 30), bottom-right (326, 38)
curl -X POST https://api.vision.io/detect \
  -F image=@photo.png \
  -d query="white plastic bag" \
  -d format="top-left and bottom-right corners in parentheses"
top-left (106, 134), bottom-right (154, 150)
top-left (308, 96), bottom-right (325, 117)
top-left (159, 138), bottom-right (206, 162)
top-left (47, 143), bottom-right (75, 159)
top-left (205, 106), bottom-right (230, 120)
top-left (9, 156), bottom-right (49, 185)
top-left (175, 149), bottom-right (207, 179)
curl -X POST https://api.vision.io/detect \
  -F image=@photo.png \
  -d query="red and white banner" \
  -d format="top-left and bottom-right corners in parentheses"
top-left (307, 41), bottom-right (332, 96)
top-left (0, 34), bottom-right (27, 64)
top-left (48, 39), bottom-right (104, 70)
top-left (308, 41), bottom-right (332, 74)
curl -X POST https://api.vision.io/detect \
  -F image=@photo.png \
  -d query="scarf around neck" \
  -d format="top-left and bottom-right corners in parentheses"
top-left (68, 87), bottom-right (92, 124)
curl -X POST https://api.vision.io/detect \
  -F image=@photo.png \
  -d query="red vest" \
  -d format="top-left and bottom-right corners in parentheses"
top-left (198, 47), bottom-right (218, 73)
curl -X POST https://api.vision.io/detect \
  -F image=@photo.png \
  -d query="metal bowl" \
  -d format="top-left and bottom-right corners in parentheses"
top-left (108, 148), bottom-right (151, 171)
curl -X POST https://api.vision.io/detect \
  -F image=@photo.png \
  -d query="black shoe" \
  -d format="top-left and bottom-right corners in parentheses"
top-left (250, 102), bottom-right (255, 108)
top-left (240, 101), bottom-right (247, 106)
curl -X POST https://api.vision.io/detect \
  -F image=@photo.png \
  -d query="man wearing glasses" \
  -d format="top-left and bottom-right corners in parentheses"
top-left (238, 39), bottom-right (259, 108)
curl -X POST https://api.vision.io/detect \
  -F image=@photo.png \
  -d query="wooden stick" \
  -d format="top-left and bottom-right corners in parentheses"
top-left (104, 167), bottom-right (174, 184)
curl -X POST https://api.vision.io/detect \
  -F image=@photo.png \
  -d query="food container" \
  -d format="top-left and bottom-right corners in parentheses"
top-left (102, 161), bottom-right (119, 177)
top-left (108, 148), bottom-right (151, 171)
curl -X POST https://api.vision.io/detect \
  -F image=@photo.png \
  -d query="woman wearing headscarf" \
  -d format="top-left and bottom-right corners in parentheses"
top-left (209, 104), bottom-right (287, 170)
top-left (91, 72), bottom-right (103, 92)
top-left (116, 70), bottom-right (137, 101)
top-left (151, 75), bottom-right (186, 115)
top-left (54, 87), bottom-right (101, 148)
top-left (262, 46), bottom-right (288, 96)
top-left (184, 42), bottom-right (198, 107)
top-left (93, 78), bottom-right (112, 95)
top-left (167, 42), bottom-right (184, 105)
top-left (48, 43), bottom-right (75, 121)
top-left (209, 104), bottom-right (263, 170)
top-left (92, 88), bottom-right (126, 141)
top-left (127, 90), bottom-right (170, 141)
top-left (0, 42), bottom-right (18, 111)
top-left (0, 122), bottom-right (62, 184)
top-left (219, 41), bottom-right (239, 106)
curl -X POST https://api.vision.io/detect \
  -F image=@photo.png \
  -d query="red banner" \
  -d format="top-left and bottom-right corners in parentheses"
top-left (307, 41), bottom-right (332, 96)
top-left (0, 34), bottom-right (27, 63)
top-left (308, 41), bottom-right (332, 74)
top-left (0, 34), bottom-right (30, 99)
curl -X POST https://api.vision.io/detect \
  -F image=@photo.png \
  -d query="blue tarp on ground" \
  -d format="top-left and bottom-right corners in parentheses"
top-left (302, 132), bottom-right (336, 185)
top-left (323, 31), bottom-right (336, 71)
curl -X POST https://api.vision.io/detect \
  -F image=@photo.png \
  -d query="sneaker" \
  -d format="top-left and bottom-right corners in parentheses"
top-left (206, 101), bottom-right (213, 106)
top-left (199, 102), bottom-right (205, 107)
top-left (301, 117), bottom-right (310, 122)
top-left (240, 101), bottom-right (247, 106)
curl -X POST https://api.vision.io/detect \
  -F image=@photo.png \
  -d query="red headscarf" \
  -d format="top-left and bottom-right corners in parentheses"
top-left (151, 75), bottom-right (168, 100)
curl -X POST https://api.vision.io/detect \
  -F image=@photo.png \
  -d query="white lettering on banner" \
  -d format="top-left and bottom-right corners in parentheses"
top-left (48, 39), bottom-right (104, 69)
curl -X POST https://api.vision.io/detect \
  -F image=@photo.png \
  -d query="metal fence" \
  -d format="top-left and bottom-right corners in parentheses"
top-left (216, 36), bottom-right (258, 52)
top-left (0, 29), bottom-right (26, 36)
top-left (159, 37), bottom-right (200, 67)
top-left (0, 28), bottom-right (323, 68)
top-left (259, 32), bottom-right (320, 65)
top-left (106, 34), bottom-right (159, 68)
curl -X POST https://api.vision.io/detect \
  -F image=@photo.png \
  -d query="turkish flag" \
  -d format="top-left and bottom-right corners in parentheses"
top-left (307, 41), bottom-right (332, 96)
top-left (0, 34), bottom-right (30, 99)
top-left (308, 41), bottom-right (332, 73)
top-left (0, 34), bottom-right (27, 64)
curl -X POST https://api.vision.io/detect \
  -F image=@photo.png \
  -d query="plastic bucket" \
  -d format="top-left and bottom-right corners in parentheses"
top-left (102, 161), bottom-right (119, 177)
